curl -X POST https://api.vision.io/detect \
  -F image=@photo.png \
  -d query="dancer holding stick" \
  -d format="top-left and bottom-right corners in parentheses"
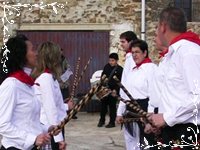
top-left (0, 35), bottom-right (53, 150)
top-left (32, 42), bottom-right (74, 150)
top-left (116, 40), bottom-right (157, 150)
top-left (38, 75), bottom-right (107, 148)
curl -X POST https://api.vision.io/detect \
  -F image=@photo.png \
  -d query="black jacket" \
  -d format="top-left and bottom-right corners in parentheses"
top-left (101, 63), bottom-right (123, 94)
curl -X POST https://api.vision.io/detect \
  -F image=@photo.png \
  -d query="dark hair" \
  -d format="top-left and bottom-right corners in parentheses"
top-left (109, 53), bottom-right (119, 60)
top-left (130, 39), bottom-right (149, 58)
top-left (120, 31), bottom-right (138, 42)
top-left (159, 7), bottom-right (187, 33)
top-left (0, 36), bottom-right (27, 84)
top-left (16, 34), bottom-right (29, 42)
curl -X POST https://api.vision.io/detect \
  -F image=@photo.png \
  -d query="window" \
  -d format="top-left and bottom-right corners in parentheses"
top-left (174, 0), bottom-right (192, 21)
top-left (172, 0), bottom-right (200, 22)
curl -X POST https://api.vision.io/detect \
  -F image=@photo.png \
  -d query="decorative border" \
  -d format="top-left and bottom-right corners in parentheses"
top-left (0, 1), bottom-right (200, 149)
top-left (0, 1), bottom-right (66, 73)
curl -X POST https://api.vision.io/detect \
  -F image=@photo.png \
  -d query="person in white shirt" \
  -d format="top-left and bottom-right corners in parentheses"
top-left (116, 31), bottom-right (138, 124)
top-left (119, 31), bottom-right (137, 83)
top-left (147, 7), bottom-right (200, 150)
top-left (144, 27), bottom-right (168, 138)
top-left (0, 35), bottom-right (51, 150)
top-left (147, 31), bottom-right (168, 115)
top-left (32, 41), bottom-right (73, 150)
top-left (116, 39), bottom-right (157, 150)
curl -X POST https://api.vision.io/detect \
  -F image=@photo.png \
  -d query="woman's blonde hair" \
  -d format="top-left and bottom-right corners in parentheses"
top-left (32, 41), bottom-right (61, 79)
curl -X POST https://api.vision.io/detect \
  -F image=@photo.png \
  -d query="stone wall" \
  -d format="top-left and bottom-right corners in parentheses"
top-left (0, 0), bottom-right (200, 64)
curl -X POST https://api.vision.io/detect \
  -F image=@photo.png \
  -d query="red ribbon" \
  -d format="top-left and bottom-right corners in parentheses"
top-left (159, 49), bottom-right (168, 58)
top-left (133, 57), bottom-right (152, 69)
top-left (9, 70), bottom-right (35, 86)
top-left (126, 49), bottom-right (132, 54)
top-left (170, 31), bottom-right (200, 46)
top-left (44, 68), bottom-right (51, 74)
top-left (159, 31), bottom-right (200, 58)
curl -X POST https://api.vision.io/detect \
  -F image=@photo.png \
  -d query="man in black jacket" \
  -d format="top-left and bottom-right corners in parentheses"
top-left (97, 53), bottom-right (123, 128)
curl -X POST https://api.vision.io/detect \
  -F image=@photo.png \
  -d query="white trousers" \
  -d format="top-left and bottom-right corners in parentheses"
top-left (123, 122), bottom-right (141, 150)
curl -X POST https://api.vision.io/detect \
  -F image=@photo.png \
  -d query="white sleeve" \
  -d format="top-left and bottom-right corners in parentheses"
top-left (64, 103), bottom-right (69, 111)
top-left (0, 81), bottom-right (37, 149)
top-left (147, 64), bottom-right (159, 113)
top-left (117, 54), bottom-right (134, 116)
top-left (122, 53), bottom-right (135, 81)
top-left (38, 76), bottom-right (64, 142)
top-left (163, 54), bottom-right (200, 126)
top-left (41, 124), bottom-right (50, 133)
top-left (117, 101), bottom-right (126, 116)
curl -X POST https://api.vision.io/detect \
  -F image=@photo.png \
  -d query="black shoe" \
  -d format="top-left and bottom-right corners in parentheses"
top-left (72, 115), bottom-right (78, 119)
top-left (105, 123), bottom-right (115, 128)
top-left (97, 122), bottom-right (105, 127)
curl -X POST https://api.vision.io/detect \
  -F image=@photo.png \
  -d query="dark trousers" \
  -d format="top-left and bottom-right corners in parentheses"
top-left (99, 95), bottom-right (117, 124)
top-left (61, 87), bottom-right (69, 99)
top-left (161, 123), bottom-right (200, 150)
top-left (138, 122), bottom-right (158, 150)
top-left (0, 147), bottom-right (20, 150)
top-left (51, 128), bottom-right (65, 150)
top-left (0, 146), bottom-right (38, 150)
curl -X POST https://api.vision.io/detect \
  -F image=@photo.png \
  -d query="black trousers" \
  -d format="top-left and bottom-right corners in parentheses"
top-left (161, 123), bottom-right (200, 150)
top-left (61, 87), bottom-right (69, 99)
top-left (0, 146), bottom-right (38, 150)
top-left (51, 128), bottom-right (65, 150)
top-left (99, 95), bottom-right (117, 124)
top-left (124, 98), bottom-right (158, 150)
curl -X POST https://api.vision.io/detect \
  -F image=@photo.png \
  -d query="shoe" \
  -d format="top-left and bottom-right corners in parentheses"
top-left (72, 115), bottom-right (78, 119)
top-left (105, 123), bottom-right (115, 128)
top-left (97, 122), bottom-right (105, 127)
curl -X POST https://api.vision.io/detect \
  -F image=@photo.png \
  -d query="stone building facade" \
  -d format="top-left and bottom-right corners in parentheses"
top-left (0, 0), bottom-right (200, 64)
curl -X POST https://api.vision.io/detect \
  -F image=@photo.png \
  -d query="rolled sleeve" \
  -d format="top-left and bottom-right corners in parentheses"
top-left (53, 132), bottom-right (64, 142)
top-left (117, 101), bottom-right (126, 116)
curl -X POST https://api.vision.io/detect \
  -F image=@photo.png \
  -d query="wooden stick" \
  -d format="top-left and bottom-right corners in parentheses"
top-left (64, 57), bottom-right (91, 103)
top-left (116, 96), bottom-right (148, 117)
top-left (37, 75), bottom-right (107, 149)
top-left (113, 76), bottom-right (152, 125)
top-left (77, 57), bottom-right (92, 85)
top-left (73, 57), bottom-right (92, 98)
top-left (70, 57), bottom-right (81, 99)
top-left (50, 75), bottom-right (106, 133)
top-left (125, 110), bottom-right (146, 118)
top-left (123, 118), bottom-right (141, 123)
top-left (113, 75), bottom-right (145, 115)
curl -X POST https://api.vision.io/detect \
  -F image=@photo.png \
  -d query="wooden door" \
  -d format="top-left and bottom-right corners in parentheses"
top-left (17, 30), bottom-right (110, 96)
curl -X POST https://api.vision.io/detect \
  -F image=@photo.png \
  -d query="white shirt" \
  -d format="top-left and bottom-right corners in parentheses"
top-left (0, 69), bottom-right (47, 150)
top-left (117, 62), bottom-right (156, 116)
top-left (120, 52), bottom-right (136, 85)
top-left (155, 40), bottom-right (200, 126)
top-left (148, 60), bottom-right (165, 112)
top-left (34, 73), bottom-right (68, 142)
top-left (117, 52), bottom-right (135, 116)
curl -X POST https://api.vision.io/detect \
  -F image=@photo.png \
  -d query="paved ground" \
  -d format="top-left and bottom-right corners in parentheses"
top-left (0, 112), bottom-right (125, 150)
top-left (65, 112), bottom-right (125, 150)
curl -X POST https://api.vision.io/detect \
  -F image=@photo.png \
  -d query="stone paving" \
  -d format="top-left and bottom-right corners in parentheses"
top-left (65, 112), bottom-right (125, 150)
